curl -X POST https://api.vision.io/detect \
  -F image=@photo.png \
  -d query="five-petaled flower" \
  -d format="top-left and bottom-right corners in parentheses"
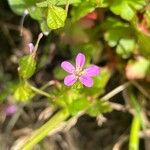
top-left (61, 53), bottom-right (100, 87)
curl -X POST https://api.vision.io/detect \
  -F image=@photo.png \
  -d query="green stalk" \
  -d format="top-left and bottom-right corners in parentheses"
top-left (129, 115), bottom-right (140, 150)
top-left (27, 82), bottom-right (53, 99)
top-left (129, 92), bottom-right (143, 150)
top-left (21, 109), bottom-right (69, 150)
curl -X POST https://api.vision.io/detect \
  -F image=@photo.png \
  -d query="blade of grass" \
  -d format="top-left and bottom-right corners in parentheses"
top-left (129, 92), bottom-right (145, 150)
top-left (129, 115), bottom-right (140, 150)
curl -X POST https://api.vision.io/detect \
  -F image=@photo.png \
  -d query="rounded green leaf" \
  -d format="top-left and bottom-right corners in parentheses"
top-left (47, 5), bottom-right (67, 29)
top-left (8, 0), bottom-right (26, 15)
top-left (116, 39), bottom-right (136, 59)
top-left (110, 0), bottom-right (145, 21)
top-left (28, 7), bottom-right (43, 20)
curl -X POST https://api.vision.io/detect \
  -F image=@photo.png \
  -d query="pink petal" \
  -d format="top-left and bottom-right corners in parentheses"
top-left (28, 43), bottom-right (34, 53)
top-left (84, 65), bottom-right (100, 77)
top-left (79, 75), bottom-right (93, 87)
top-left (76, 53), bottom-right (85, 68)
top-left (64, 75), bottom-right (77, 86)
top-left (61, 61), bottom-right (75, 73)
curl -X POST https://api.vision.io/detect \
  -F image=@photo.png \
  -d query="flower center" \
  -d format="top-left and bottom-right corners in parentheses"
top-left (74, 67), bottom-right (84, 78)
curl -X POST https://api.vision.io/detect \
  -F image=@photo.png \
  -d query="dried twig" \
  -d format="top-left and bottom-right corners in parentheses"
top-left (101, 82), bottom-right (130, 101)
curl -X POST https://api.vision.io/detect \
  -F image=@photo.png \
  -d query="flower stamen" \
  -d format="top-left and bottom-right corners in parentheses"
top-left (74, 67), bottom-right (84, 77)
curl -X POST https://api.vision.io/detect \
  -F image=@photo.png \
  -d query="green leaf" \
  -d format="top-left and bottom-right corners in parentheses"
top-left (54, 87), bottom-right (79, 108)
top-left (110, 0), bottom-right (145, 20)
top-left (116, 39), bottom-right (136, 59)
top-left (110, 0), bottom-right (134, 20)
top-left (137, 31), bottom-right (150, 56)
top-left (127, 0), bottom-right (146, 10)
top-left (68, 98), bottom-right (90, 116)
top-left (28, 7), bottom-right (43, 20)
top-left (104, 17), bottom-right (133, 47)
top-left (14, 81), bottom-right (33, 102)
top-left (145, 10), bottom-right (150, 26)
top-left (8, 0), bottom-right (26, 15)
top-left (37, 0), bottom-right (81, 7)
top-left (36, 1), bottom-right (48, 7)
top-left (87, 100), bottom-right (112, 117)
top-left (89, 0), bottom-right (109, 7)
top-left (24, 0), bottom-right (36, 5)
top-left (47, 5), bottom-right (67, 29)
top-left (40, 20), bottom-right (51, 35)
top-left (81, 68), bottom-right (111, 96)
top-left (18, 55), bottom-right (36, 79)
top-left (71, 2), bottom-right (96, 21)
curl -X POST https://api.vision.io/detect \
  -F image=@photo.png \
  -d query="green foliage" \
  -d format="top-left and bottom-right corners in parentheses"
top-left (53, 68), bottom-right (111, 116)
top-left (8, 0), bottom-right (26, 15)
top-left (68, 98), bottom-right (90, 116)
top-left (18, 55), bottom-right (36, 79)
top-left (104, 17), bottom-right (132, 47)
top-left (14, 81), bottom-right (33, 102)
top-left (87, 100), bottom-right (112, 117)
top-left (116, 39), bottom-right (136, 59)
top-left (28, 7), bottom-right (43, 21)
top-left (71, 2), bottom-right (96, 22)
top-left (47, 5), bottom-right (67, 29)
top-left (110, 0), bottom-right (146, 20)
top-left (137, 31), bottom-right (150, 56)
top-left (8, 0), bottom-right (69, 31)
top-left (81, 68), bottom-right (111, 96)
top-left (36, 0), bottom-right (81, 7)
top-left (104, 17), bottom-right (136, 58)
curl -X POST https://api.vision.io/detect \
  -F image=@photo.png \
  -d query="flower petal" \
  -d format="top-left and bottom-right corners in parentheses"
top-left (61, 61), bottom-right (75, 73)
top-left (76, 53), bottom-right (85, 68)
top-left (64, 74), bottom-right (77, 86)
top-left (79, 75), bottom-right (93, 87)
top-left (84, 65), bottom-right (100, 77)
top-left (28, 43), bottom-right (34, 53)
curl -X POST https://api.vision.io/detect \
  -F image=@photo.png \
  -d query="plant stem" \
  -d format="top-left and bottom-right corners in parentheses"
top-left (129, 115), bottom-right (140, 150)
top-left (21, 109), bottom-right (69, 150)
top-left (28, 83), bottom-right (53, 99)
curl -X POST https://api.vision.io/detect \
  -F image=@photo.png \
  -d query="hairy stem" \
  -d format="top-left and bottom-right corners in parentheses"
top-left (21, 109), bottom-right (69, 150)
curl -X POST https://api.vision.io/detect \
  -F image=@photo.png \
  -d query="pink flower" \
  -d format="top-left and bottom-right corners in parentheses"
top-left (61, 53), bottom-right (100, 87)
